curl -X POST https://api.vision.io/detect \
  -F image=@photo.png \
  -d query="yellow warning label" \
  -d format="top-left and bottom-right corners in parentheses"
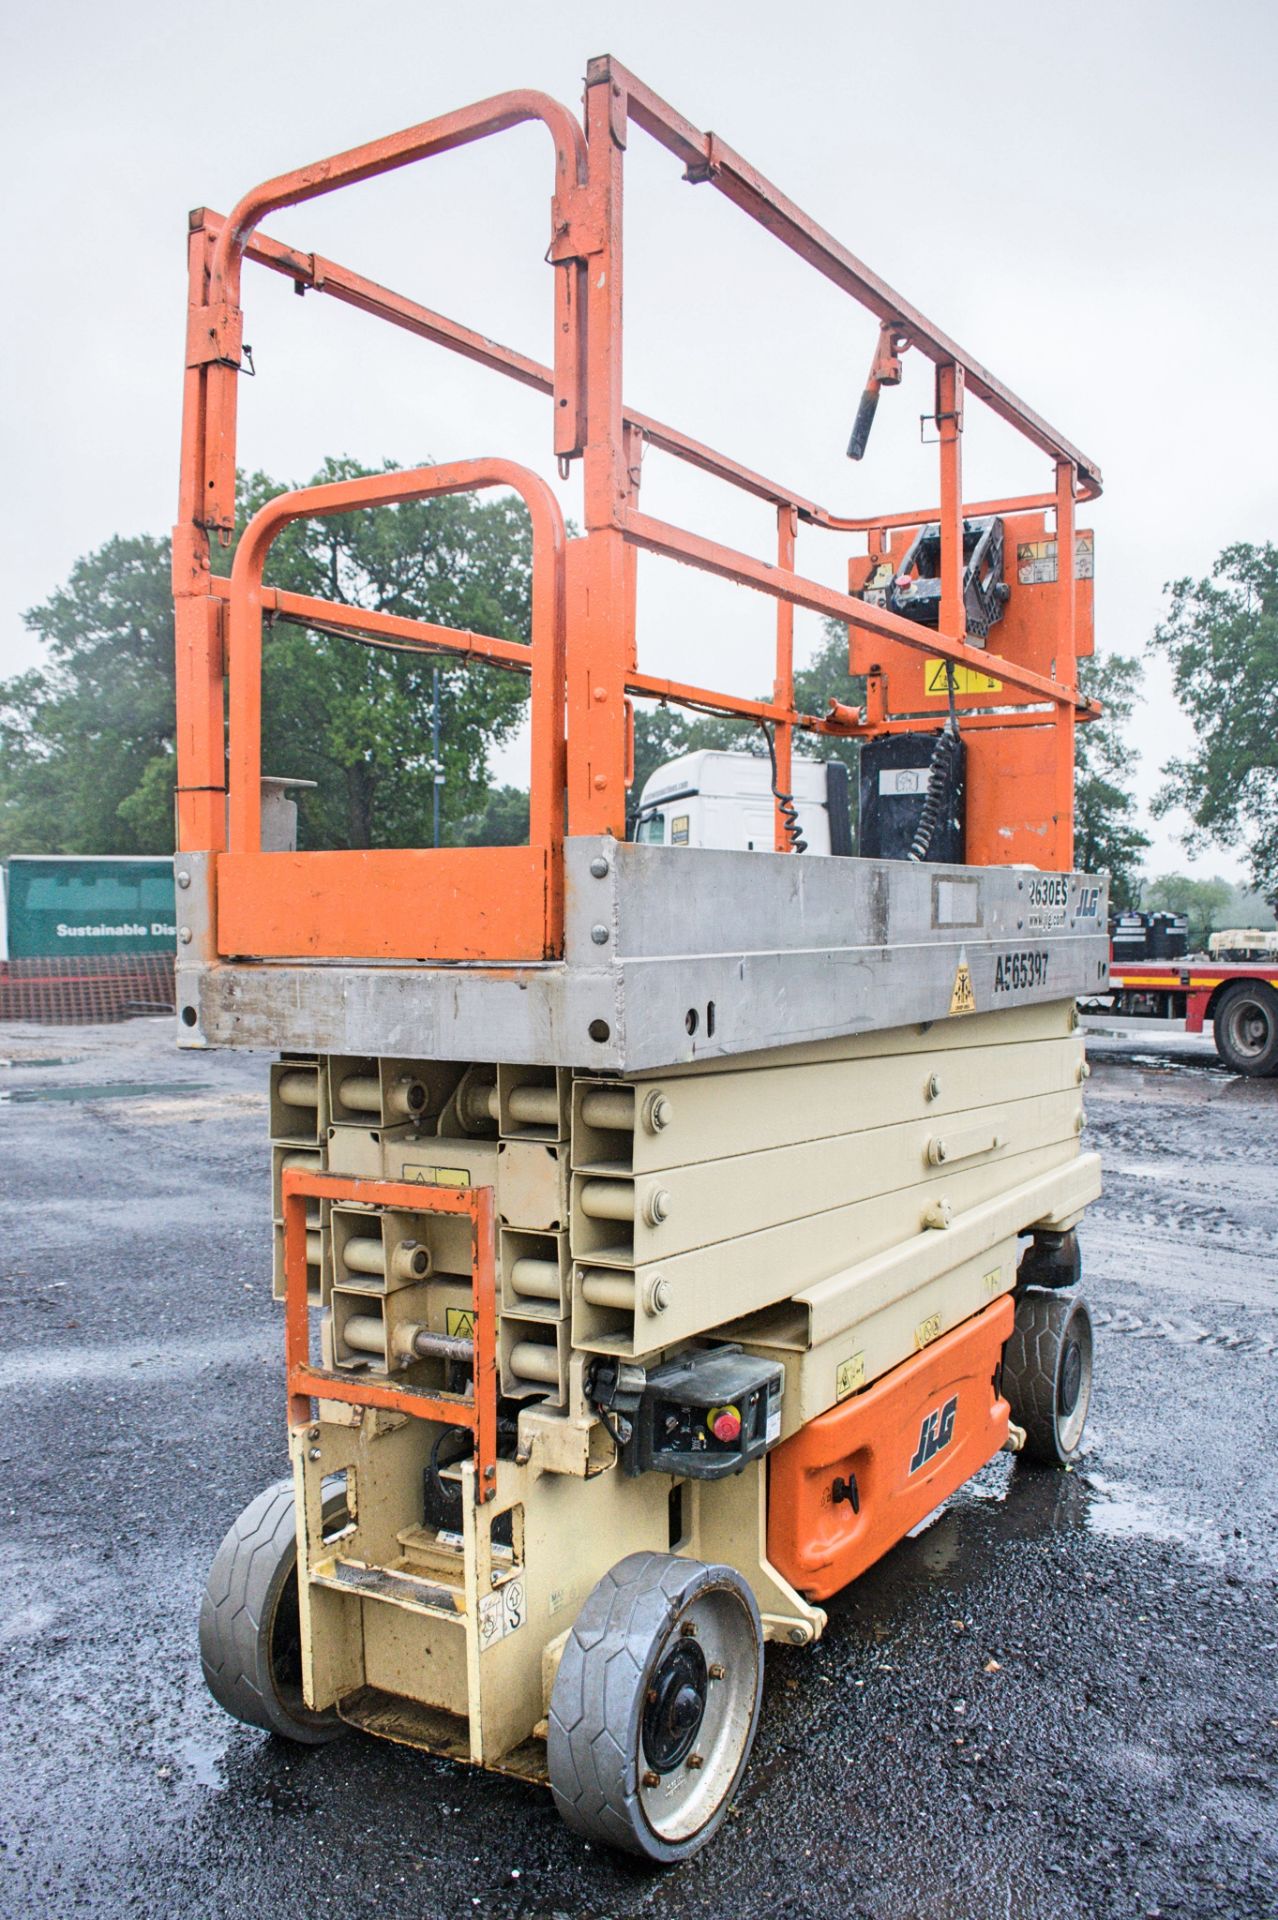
top-left (949, 949), bottom-right (977, 1016)
top-left (401, 1163), bottom-right (469, 1187)
top-left (925, 659), bottom-right (1003, 696)
top-left (445, 1308), bottom-right (476, 1338)
top-left (1016, 531), bottom-right (1094, 585)
top-left (983, 1265), bottom-right (1004, 1294)
top-left (914, 1313), bottom-right (942, 1351)
top-left (835, 1352), bottom-right (866, 1400)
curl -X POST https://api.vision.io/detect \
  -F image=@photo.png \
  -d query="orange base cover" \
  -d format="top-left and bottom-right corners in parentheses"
top-left (767, 1295), bottom-right (1014, 1602)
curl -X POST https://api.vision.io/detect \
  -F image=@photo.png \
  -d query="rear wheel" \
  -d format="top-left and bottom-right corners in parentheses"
top-left (548, 1551), bottom-right (763, 1863)
top-left (1003, 1291), bottom-right (1094, 1466)
top-left (199, 1476), bottom-right (347, 1745)
top-left (1213, 981), bottom-right (1278, 1076)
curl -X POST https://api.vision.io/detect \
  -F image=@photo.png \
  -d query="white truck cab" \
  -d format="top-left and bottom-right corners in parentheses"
top-left (631, 748), bottom-right (852, 855)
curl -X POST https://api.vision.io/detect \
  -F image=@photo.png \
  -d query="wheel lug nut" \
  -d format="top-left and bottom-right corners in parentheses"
top-left (708, 1662), bottom-right (726, 1680)
top-left (642, 1770), bottom-right (659, 1789)
top-left (680, 1621), bottom-right (698, 1637)
top-left (686, 1753), bottom-right (704, 1770)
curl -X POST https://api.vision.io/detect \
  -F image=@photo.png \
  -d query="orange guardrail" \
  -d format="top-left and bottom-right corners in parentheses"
top-left (176, 57), bottom-right (1103, 967)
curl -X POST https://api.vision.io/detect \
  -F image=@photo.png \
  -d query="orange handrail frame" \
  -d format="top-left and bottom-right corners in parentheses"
top-left (219, 461), bottom-right (565, 962)
top-left (175, 53), bottom-right (1104, 966)
top-left (281, 1169), bottom-right (498, 1498)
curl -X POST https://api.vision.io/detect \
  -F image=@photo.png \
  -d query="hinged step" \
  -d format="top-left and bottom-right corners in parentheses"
top-left (336, 1688), bottom-right (549, 1784)
top-left (312, 1555), bottom-right (465, 1616)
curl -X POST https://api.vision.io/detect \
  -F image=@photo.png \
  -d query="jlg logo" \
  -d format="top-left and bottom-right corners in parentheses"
top-left (908, 1394), bottom-right (958, 1474)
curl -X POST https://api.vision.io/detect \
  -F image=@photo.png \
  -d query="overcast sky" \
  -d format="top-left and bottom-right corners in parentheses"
top-left (3, 0), bottom-right (1276, 879)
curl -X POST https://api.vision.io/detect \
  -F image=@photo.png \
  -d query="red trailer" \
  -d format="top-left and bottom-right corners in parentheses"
top-left (1107, 959), bottom-right (1278, 1076)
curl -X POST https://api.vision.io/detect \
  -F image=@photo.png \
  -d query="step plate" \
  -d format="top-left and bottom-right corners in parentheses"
top-left (338, 1687), bottom-right (550, 1784)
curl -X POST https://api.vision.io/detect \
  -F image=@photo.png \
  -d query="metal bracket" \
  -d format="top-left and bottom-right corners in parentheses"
top-left (684, 134), bottom-right (726, 185)
top-left (919, 410), bottom-right (965, 445)
top-left (547, 187), bottom-right (607, 262)
top-left (185, 301), bottom-right (244, 370)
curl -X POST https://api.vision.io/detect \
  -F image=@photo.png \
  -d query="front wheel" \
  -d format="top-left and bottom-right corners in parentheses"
top-left (1003, 1291), bottom-right (1094, 1466)
top-left (199, 1476), bottom-right (347, 1745)
top-left (1213, 980), bottom-right (1278, 1076)
top-left (548, 1551), bottom-right (763, 1863)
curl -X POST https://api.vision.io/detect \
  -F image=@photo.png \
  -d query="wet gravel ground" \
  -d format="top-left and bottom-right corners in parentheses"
top-left (1, 1018), bottom-right (1275, 1919)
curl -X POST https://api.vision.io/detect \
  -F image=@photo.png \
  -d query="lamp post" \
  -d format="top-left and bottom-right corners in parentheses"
top-left (432, 666), bottom-right (442, 848)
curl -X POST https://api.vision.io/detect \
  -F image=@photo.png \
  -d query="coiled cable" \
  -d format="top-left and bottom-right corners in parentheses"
top-left (758, 722), bottom-right (807, 852)
top-left (907, 663), bottom-right (961, 863)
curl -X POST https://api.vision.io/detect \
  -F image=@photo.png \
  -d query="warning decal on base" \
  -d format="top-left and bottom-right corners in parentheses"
top-left (445, 1308), bottom-right (476, 1339)
top-left (401, 1163), bottom-right (469, 1187)
top-left (925, 659), bottom-right (1002, 696)
top-left (949, 947), bottom-right (977, 1016)
top-left (914, 1313), bottom-right (942, 1352)
top-left (836, 1352), bottom-right (866, 1401)
top-left (479, 1578), bottom-right (525, 1647)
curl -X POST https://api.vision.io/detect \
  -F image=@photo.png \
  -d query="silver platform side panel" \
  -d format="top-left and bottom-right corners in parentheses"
top-left (179, 841), bottom-right (1109, 1072)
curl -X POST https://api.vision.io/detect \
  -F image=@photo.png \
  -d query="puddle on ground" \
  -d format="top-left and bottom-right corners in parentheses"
top-left (901, 1453), bottom-right (1229, 1577)
top-left (0, 1056), bottom-right (84, 1069)
top-left (0, 1081), bottom-right (205, 1105)
top-left (1080, 1471), bottom-right (1222, 1556)
top-left (1123, 1052), bottom-right (1229, 1080)
top-left (173, 1733), bottom-right (227, 1791)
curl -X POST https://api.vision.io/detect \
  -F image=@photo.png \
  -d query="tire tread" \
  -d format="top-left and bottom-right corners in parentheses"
top-left (1003, 1290), bottom-right (1092, 1465)
top-left (198, 1477), bottom-right (344, 1746)
top-left (548, 1550), bottom-right (763, 1863)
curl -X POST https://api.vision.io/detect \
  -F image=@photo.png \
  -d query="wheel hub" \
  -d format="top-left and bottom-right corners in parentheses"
top-left (1058, 1338), bottom-right (1083, 1417)
top-left (643, 1636), bottom-right (708, 1772)
top-left (1227, 999), bottom-right (1272, 1059)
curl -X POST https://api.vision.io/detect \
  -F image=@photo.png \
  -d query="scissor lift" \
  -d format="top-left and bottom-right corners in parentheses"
top-left (183, 56), bottom-right (1106, 1860)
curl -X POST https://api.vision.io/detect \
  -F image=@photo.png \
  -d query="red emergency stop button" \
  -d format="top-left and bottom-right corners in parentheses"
top-left (708, 1405), bottom-right (742, 1443)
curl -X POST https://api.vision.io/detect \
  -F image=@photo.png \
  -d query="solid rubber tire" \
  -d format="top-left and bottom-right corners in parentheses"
top-left (547, 1550), bottom-right (763, 1863)
top-left (1003, 1290), bottom-right (1094, 1466)
top-left (199, 1476), bottom-right (346, 1745)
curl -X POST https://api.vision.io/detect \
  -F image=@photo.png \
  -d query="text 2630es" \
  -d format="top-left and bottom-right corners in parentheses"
top-left (994, 950), bottom-right (1049, 992)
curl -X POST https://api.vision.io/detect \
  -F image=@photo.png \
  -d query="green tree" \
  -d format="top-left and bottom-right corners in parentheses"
top-left (232, 458), bottom-right (531, 849)
top-left (1151, 542), bottom-right (1278, 890)
top-left (792, 620), bottom-right (865, 775)
top-left (1073, 652), bottom-right (1151, 907)
top-left (629, 703), bottom-right (743, 808)
top-left (627, 619), bottom-right (865, 815)
top-left (0, 460), bottom-right (534, 857)
top-left (0, 535), bottom-right (177, 857)
top-left (1138, 872), bottom-right (1233, 953)
top-left (454, 784), bottom-right (531, 846)
top-left (1215, 879), bottom-right (1278, 929)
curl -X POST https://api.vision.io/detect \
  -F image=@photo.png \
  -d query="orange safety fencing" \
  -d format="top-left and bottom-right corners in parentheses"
top-left (0, 954), bottom-right (177, 1024)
